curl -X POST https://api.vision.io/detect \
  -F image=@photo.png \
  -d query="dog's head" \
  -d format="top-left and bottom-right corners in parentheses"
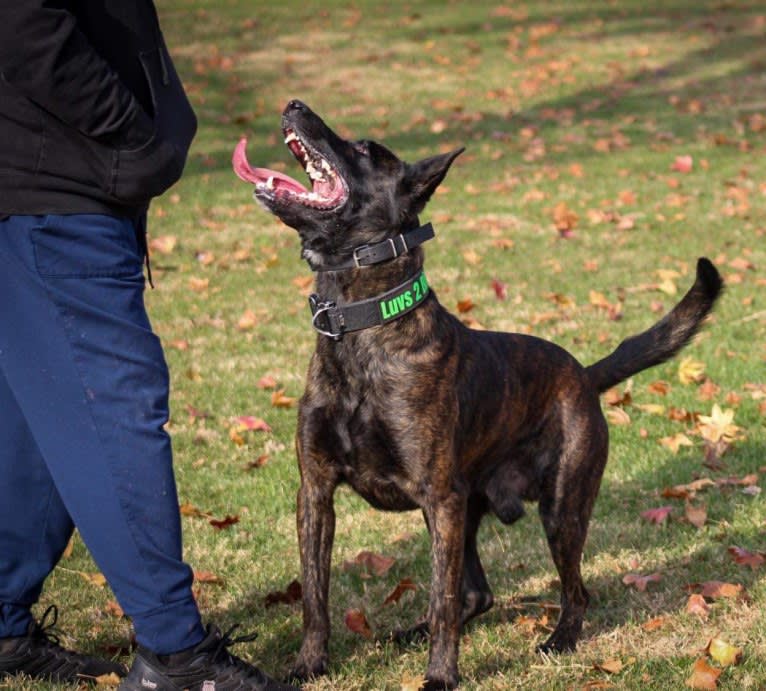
top-left (233, 100), bottom-right (463, 268)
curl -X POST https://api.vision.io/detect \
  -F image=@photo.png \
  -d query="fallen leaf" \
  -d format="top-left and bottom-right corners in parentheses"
top-left (642, 616), bottom-right (667, 631)
top-left (457, 298), bottom-right (475, 313)
top-left (264, 579), bottom-right (302, 607)
top-left (148, 235), bottom-right (177, 255)
top-left (79, 572), bottom-right (107, 588)
top-left (234, 416), bottom-right (272, 433)
top-left (209, 515), bottom-right (239, 530)
top-left (686, 593), bottom-right (711, 619)
top-left (271, 389), bottom-right (297, 408)
top-left (343, 550), bottom-right (396, 577)
top-left (606, 407), bottom-right (631, 426)
top-left (384, 578), bottom-right (417, 606)
top-left (727, 546), bottom-right (765, 570)
top-left (685, 658), bottom-right (720, 690)
top-left (685, 502), bottom-right (707, 529)
top-left (95, 672), bottom-right (123, 687)
top-left (679, 357), bottom-right (706, 385)
top-left (237, 309), bottom-right (259, 331)
top-left (696, 405), bottom-right (743, 444)
top-left (104, 601), bottom-right (124, 618)
top-left (491, 278), bottom-right (508, 300)
top-left (659, 433), bottom-right (694, 454)
top-left (194, 570), bottom-right (223, 584)
top-left (688, 581), bottom-right (744, 600)
top-left (641, 506), bottom-right (673, 525)
top-left (672, 155), bottom-right (694, 173)
top-left (344, 609), bottom-right (372, 638)
top-left (594, 658), bottom-right (623, 674)
top-left (622, 572), bottom-right (662, 591)
top-left (400, 672), bottom-right (427, 691)
top-left (256, 375), bottom-right (278, 390)
top-left (706, 637), bottom-right (743, 667)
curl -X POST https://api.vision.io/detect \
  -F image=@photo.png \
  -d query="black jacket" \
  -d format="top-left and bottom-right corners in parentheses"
top-left (0, 1), bottom-right (197, 218)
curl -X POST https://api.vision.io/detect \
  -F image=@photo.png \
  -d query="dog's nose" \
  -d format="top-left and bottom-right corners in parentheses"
top-left (285, 99), bottom-right (308, 113)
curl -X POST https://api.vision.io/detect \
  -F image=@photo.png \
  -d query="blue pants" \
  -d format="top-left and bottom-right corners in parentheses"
top-left (0, 214), bottom-right (204, 654)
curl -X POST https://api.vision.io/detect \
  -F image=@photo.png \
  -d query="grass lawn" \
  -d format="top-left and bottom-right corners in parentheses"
top-left (6, 1), bottom-right (765, 689)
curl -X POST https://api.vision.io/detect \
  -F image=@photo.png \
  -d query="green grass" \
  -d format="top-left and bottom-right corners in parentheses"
top-left (6, 1), bottom-right (766, 689)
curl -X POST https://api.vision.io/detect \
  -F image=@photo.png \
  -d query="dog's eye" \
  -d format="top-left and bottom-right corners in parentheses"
top-left (352, 141), bottom-right (370, 156)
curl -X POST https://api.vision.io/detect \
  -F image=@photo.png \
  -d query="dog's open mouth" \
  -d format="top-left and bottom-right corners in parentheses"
top-left (233, 130), bottom-right (347, 210)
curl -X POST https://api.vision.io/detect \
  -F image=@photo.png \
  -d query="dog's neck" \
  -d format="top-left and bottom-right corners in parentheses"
top-left (311, 219), bottom-right (428, 305)
top-left (314, 246), bottom-right (425, 307)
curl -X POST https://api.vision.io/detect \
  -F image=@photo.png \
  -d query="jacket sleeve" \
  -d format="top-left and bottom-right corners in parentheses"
top-left (0, 1), bottom-right (153, 147)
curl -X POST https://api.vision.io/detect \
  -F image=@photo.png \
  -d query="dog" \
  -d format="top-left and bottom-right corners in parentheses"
top-left (233, 100), bottom-right (722, 689)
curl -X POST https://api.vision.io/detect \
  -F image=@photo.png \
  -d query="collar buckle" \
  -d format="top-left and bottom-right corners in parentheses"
top-left (309, 294), bottom-right (344, 340)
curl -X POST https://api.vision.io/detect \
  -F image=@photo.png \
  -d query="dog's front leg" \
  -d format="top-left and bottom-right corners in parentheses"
top-left (423, 490), bottom-right (467, 690)
top-left (291, 449), bottom-right (337, 682)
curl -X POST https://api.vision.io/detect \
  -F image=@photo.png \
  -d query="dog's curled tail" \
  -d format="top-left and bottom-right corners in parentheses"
top-left (586, 257), bottom-right (723, 394)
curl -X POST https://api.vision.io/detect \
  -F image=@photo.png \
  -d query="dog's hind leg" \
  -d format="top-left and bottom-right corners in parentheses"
top-left (536, 415), bottom-right (608, 654)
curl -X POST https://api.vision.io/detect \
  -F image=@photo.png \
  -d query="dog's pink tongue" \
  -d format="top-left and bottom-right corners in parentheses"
top-left (232, 137), bottom-right (308, 194)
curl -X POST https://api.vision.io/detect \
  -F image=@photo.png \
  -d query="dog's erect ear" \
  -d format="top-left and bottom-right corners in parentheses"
top-left (402, 148), bottom-right (464, 214)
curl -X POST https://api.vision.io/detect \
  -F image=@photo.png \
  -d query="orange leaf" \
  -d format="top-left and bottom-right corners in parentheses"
top-left (456, 298), bottom-right (475, 313)
top-left (383, 578), bottom-right (417, 606)
top-left (194, 570), bottom-right (223, 584)
top-left (344, 609), bottom-right (372, 638)
top-left (685, 658), bottom-right (720, 690)
top-left (642, 616), bottom-right (667, 631)
top-left (209, 515), bottom-right (239, 530)
top-left (256, 375), bottom-right (278, 390)
top-left (686, 593), bottom-right (710, 619)
top-left (688, 581), bottom-right (744, 600)
top-left (271, 389), bottom-right (297, 408)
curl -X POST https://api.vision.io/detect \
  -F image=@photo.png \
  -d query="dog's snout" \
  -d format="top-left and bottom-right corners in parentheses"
top-left (285, 99), bottom-right (308, 113)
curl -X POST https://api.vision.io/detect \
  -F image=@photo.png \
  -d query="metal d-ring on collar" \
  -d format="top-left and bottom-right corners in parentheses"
top-left (310, 222), bottom-right (434, 272)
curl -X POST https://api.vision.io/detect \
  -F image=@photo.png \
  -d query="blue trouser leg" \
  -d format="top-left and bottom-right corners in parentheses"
top-left (0, 214), bottom-right (205, 654)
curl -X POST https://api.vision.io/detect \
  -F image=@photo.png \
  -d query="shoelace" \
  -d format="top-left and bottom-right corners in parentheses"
top-left (28, 605), bottom-right (63, 647)
top-left (210, 625), bottom-right (259, 669)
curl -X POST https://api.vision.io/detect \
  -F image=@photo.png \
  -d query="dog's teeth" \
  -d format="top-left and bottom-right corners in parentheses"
top-left (266, 176), bottom-right (275, 190)
top-left (284, 132), bottom-right (298, 144)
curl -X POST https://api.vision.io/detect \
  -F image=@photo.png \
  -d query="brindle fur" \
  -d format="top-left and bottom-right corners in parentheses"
top-left (239, 101), bottom-right (723, 690)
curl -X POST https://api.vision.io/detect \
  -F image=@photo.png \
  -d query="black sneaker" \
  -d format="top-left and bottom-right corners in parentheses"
top-left (118, 623), bottom-right (298, 690)
top-left (0, 604), bottom-right (127, 684)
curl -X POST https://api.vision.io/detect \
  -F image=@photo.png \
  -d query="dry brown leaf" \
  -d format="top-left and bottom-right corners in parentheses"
top-left (344, 609), bottom-right (372, 638)
top-left (685, 657), bottom-right (720, 689)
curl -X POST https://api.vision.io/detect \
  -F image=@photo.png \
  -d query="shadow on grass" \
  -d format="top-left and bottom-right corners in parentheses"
top-left (218, 436), bottom-right (763, 681)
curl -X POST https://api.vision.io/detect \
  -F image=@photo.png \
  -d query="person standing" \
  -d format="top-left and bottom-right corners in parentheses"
top-left (0, 3), bottom-right (294, 689)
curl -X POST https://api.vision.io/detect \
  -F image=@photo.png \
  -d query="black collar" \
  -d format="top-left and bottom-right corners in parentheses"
top-left (308, 223), bottom-right (434, 272)
top-left (309, 270), bottom-right (430, 340)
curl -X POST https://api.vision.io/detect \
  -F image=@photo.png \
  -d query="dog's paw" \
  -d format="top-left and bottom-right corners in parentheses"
top-left (288, 657), bottom-right (328, 683)
top-left (422, 671), bottom-right (459, 690)
top-left (536, 632), bottom-right (577, 655)
top-left (391, 620), bottom-right (429, 646)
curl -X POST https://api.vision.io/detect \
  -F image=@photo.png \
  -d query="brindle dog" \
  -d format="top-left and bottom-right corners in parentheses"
top-left (233, 100), bottom-right (722, 690)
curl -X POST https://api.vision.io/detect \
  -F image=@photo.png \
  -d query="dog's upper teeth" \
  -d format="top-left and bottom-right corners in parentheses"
top-left (284, 132), bottom-right (298, 144)
top-left (266, 176), bottom-right (275, 190)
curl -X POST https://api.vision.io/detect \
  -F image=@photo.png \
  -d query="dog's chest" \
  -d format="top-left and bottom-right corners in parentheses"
top-left (324, 380), bottom-right (422, 512)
